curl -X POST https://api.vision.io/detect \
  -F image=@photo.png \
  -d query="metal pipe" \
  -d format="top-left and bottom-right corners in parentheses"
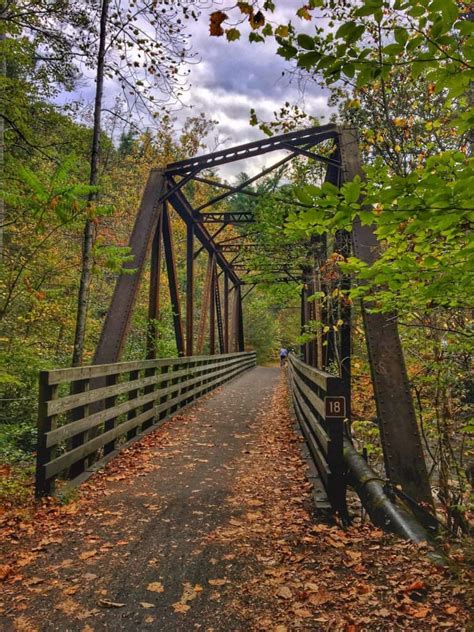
top-left (343, 437), bottom-right (429, 543)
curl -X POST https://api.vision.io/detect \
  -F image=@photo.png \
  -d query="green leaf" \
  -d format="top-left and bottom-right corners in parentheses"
top-left (226, 28), bottom-right (241, 41)
top-left (297, 51), bottom-right (321, 69)
top-left (344, 179), bottom-right (361, 204)
top-left (297, 34), bottom-right (315, 50)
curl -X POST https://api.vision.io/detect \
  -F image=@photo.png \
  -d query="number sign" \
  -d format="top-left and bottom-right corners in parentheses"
top-left (325, 396), bottom-right (346, 419)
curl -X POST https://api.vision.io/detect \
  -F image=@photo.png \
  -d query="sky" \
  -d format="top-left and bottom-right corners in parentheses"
top-left (70, 1), bottom-right (333, 181)
top-left (177, 2), bottom-right (332, 179)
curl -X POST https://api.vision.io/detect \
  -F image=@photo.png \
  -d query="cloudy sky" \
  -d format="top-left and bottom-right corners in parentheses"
top-left (70, 2), bottom-right (332, 180)
top-left (177, 3), bottom-right (332, 178)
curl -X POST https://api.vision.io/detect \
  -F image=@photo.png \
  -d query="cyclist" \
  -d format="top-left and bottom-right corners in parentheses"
top-left (279, 347), bottom-right (288, 367)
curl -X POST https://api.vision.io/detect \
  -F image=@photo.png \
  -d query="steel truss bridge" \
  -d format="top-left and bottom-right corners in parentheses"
top-left (34, 125), bottom-right (435, 538)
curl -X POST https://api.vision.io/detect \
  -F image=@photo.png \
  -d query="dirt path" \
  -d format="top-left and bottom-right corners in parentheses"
top-left (0, 368), bottom-right (470, 631)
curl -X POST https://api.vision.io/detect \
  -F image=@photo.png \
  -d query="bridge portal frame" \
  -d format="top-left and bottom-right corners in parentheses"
top-left (91, 124), bottom-right (433, 512)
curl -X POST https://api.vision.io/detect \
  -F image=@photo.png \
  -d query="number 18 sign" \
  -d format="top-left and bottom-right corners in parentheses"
top-left (324, 396), bottom-right (346, 419)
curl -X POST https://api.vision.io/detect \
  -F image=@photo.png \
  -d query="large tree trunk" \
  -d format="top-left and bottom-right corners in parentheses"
top-left (72, 0), bottom-right (110, 366)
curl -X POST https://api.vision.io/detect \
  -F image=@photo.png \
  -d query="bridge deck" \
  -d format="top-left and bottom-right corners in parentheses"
top-left (0, 367), bottom-right (466, 630)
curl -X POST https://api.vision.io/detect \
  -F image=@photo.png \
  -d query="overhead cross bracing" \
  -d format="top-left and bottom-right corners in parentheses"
top-left (94, 125), bottom-right (342, 372)
top-left (161, 123), bottom-right (342, 291)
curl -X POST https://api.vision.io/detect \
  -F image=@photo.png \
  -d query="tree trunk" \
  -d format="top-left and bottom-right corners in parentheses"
top-left (0, 25), bottom-right (6, 258)
top-left (72, 0), bottom-right (110, 366)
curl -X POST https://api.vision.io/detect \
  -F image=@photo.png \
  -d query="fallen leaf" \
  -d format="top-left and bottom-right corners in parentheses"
top-left (27, 577), bottom-right (44, 586)
top-left (208, 578), bottom-right (227, 586)
top-left (412, 607), bottom-right (429, 619)
top-left (79, 550), bottom-right (97, 561)
top-left (0, 565), bottom-right (12, 581)
top-left (172, 602), bottom-right (190, 613)
top-left (140, 602), bottom-right (155, 609)
top-left (146, 582), bottom-right (164, 593)
top-left (98, 599), bottom-right (125, 608)
top-left (276, 586), bottom-right (292, 599)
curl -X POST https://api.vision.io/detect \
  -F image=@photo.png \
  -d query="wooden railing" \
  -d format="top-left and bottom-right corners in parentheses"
top-left (36, 352), bottom-right (256, 496)
top-left (288, 354), bottom-right (347, 518)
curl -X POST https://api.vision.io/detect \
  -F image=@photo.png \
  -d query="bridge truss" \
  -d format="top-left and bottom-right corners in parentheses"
top-left (90, 124), bottom-right (433, 511)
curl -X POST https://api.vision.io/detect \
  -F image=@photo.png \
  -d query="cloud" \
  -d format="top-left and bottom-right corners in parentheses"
top-left (172, 8), bottom-right (332, 179)
top-left (60, 3), bottom-right (333, 181)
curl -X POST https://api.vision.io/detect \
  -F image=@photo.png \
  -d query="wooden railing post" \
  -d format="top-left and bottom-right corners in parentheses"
top-left (103, 373), bottom-right (119, 454)
top-left (36, 372), bottom-right (56, 497)
top-left (325, 377), bottom-right (348, 520)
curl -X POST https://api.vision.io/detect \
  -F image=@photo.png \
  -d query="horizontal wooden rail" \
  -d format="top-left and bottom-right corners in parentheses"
top-left (36, 352), bottom-right (256, 496)
top-left (288, 354), bottom-right (347, 519)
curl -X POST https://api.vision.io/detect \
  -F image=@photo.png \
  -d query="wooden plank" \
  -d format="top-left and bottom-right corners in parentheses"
top-left (45, 357), bottom-right (255, 479)
top-left (291, 376), bottom-right (329, 452)
top-left (64, 358), bottom-right (256, 490)
top-left (45, 408), bottom-right (157, 478)
top-left (35, 375), bottom-right (57, 496)
top-left (47, 354), bottom-right (249, 415)
top-left (103, 374), bottom-right (119, 455)
top-left (46, 355), bottom-right (253, 447)
top-left (46, 351), bottom-right (252, 385)
top-left (68, 378), bottom-right (90, 479)
top-left (289, 354), bottom-right (331, 390)
top-left (291, 369), bottom-right (326, 420)
top-left (126, 369), bottom-right (141, 441)
top-left (296, 405), bottom-right (330, 486)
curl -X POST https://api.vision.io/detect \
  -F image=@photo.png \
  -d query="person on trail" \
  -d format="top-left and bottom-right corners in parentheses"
top-left (279, 347), bottom-right (288, 367)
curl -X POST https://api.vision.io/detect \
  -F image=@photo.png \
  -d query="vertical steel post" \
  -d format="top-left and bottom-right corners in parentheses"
top-left (146, 212), bottom-right (163, 359)
top-left (186, 222), bottom-right (194, 356)
top-left (300, 285), bottom-right (306, 361)
top-left (339, 126), bottom-right (433, 508)
top-left (162, 203), bottom-right (185, 357)
top-left (237, 284), bottom-right (244, 352)
top-left (197, 254), bottom-right (213, 354)
top-left (209, 259), bottom-right (216, 355)
top-left (94, 169), bottom-right (166, 365)
top-left (334, 228), bottom-right (352, 426)
top-left (224, 272), bottom-right (229, 353)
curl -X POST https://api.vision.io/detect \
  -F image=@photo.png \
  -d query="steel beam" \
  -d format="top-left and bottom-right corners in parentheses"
top-left (166, 180), bottom-right (240, 287)
top-left (146, 212), bottom-right (163, 359)
top-left (165, 124), bottom-right (339, 176)
top-left (209, 260), bottom-right (216, 355)
top-left (339, 127), bottom-right (433, 508)
top-left (224, 273), bottom-right (229, 353)
top-left (197, 254), bottom-right (213, 354)
top-left (186, 222), bottom-right (194, 356)
top-left (162, 204), bottom-right (185, 357)
top-left (94, 169), bottom-right (165, 365)
top-left (194, 212), bottom-right (255, 224)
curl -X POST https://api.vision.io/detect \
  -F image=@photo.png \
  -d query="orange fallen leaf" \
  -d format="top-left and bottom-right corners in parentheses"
top-left (146, 582), bottom-right (164, 593)
top-left (412, 607), bottom-right (429, 619)
top-left (79, 550), bottom-right (97, 561)
top-left (172, 602), bottom-right (190, 613)
top-left (0, 565), bottom-right (12, 581)
top-left (208, 578), bottom-right (227, 586)
top-left (276, 586), bottom-right (292, 599)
